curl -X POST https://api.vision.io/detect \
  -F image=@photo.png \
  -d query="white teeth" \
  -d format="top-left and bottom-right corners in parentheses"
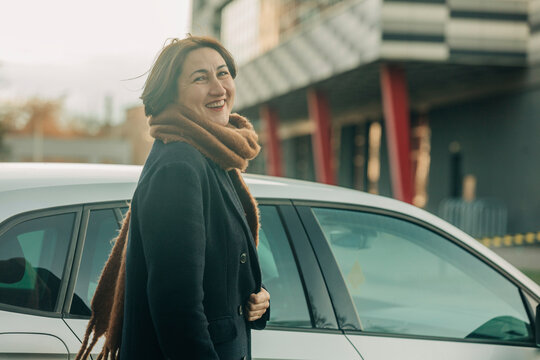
top-left (206, 100), bottom-right (225, 108)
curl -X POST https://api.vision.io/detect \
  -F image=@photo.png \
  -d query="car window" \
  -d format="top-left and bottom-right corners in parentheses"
top-left (0, 213), bottom-right (76, 312)
top-left (70, 209), bottom-right (120, 316)
top-left (311, 207), bottom-right (534, 343)
top-left (258, 205), bottom-right (311, 327)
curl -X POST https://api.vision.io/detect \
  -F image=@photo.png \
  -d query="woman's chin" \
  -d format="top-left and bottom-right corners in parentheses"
top-left (208, 112), bottom-right (230, 126)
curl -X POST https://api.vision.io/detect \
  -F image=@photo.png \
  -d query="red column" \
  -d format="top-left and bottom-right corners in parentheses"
top-left (380, 64), bottom-right (414, 204)
top-left (308, 89), bottom-right (336, 185)
top-left (260, 104), bottom-right (283, 177)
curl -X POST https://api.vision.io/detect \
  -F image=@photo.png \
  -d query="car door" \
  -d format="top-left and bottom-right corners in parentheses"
top-left (62, 201), bottom-right (362, 359)
top-left (252, 202), bottom-right (362, 360)
top-left (296, 203), bottom-right (540, 360)
top-left (0, 207), bottom-right (83, 359)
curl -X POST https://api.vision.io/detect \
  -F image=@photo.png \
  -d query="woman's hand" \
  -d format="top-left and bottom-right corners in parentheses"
top-left (245, 288), bottom-right (270, 321)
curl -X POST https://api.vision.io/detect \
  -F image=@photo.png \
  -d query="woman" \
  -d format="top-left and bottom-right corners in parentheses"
top-left (76, 36), bottom-right (270, 360)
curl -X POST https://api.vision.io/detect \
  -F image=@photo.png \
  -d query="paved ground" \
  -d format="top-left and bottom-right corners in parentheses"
top-left (492, 246), bottom-right (540, 270)
top-left (491, 246), bottom-right (540, 285)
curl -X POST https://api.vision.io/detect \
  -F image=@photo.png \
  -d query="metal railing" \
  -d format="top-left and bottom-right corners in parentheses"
top-left (439, 198), bottom-right (507, 239)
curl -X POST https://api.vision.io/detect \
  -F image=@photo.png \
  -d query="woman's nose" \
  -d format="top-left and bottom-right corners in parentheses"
top-left (209, 77), bottom-right (226, 96)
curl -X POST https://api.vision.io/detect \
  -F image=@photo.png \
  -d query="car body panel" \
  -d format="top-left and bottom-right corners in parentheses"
top-left (0, 333), bottom-right (68, 359)
top-left (64, 320), bottom-right (364, 360)
top-left (346, 333), bottom-right (540, 360)
top-left (0, 310), bottom-right (77, 359)
top-left (63, 318), bottom-right (105, 358)
top-left (252, 329), bottom-right (362, 359)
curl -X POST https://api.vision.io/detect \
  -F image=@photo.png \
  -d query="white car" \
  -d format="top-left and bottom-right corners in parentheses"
top-left (1, 162), bottom-right (539, 360)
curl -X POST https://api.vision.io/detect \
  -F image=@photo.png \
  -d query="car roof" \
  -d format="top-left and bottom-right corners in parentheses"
top-left (0, 162), bottom-right (399, 209)
top-left (0, 162), bottom-right (141, 192)
top-left (0, 162), bottom-right (422, 220)
top-left (2, 162), bottom-right (539, 295)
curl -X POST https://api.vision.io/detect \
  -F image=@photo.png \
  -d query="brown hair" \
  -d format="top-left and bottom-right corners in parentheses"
top-left (141, 35), bottom-right (237, 117)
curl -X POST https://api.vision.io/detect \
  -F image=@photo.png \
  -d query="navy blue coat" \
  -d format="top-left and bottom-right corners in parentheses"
top-left (119, 140), bottom-right (268, 360)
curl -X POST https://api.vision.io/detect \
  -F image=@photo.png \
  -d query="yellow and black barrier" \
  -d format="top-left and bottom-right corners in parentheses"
top-left (479, 232), bottom-right (540, 248)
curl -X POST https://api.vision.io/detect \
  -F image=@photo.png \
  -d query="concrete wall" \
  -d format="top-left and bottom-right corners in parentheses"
top-left (427, 88), bottom-right (540, 234)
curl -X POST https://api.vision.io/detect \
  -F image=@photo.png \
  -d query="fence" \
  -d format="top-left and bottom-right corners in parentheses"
top-left (438, 198), bottom-right (507, 239)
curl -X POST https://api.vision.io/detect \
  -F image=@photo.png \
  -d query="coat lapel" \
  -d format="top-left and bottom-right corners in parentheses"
top-left (213, 166), bottom-right (258, 246)
top-left (207, 160), bottom-right (262, 287)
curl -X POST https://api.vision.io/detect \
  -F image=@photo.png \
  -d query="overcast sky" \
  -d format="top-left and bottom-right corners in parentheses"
top-left (0, 0), bottom-right (191, 124)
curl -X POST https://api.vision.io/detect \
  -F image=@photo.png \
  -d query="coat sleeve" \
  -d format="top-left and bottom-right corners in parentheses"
top-left (136, 162), bottom-right (219, 359)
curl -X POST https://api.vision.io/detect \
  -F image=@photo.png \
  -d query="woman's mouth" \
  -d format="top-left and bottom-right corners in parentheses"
top-left (206, 99), bottom-right (225, 111)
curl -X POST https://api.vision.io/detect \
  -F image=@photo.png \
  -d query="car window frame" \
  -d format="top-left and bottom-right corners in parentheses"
top-left (115, 202), bottom-right (130, 226)
top-left (0, 205), bottom-right (83, 317)
top-left (256, 199), bottom-right (340, 333)
top-left (294, 200), bottom-right (539, 347)
top-left (61, 201), bottom-right (127, 318)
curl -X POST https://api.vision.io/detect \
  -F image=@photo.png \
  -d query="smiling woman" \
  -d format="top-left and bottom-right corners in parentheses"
top-left (140, 37), bottom-right (237, 119)
top-left (75, 36), bottom-right (270, 360)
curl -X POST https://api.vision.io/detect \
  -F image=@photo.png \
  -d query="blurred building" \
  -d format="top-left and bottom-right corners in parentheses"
top-left (0, 99), bottom-right (130, 164)
top-left (0, 101), bottom-right (152, 165)
top-left (191, 0), bottom-right (540, 242)
top-left (3, 136), bottom-right (131, 164)
top-left (120, 106), bottom-right (153, 165)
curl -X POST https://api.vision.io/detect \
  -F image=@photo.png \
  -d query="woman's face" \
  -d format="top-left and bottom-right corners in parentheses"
top-left (176, 47), bottom-right (235, 126)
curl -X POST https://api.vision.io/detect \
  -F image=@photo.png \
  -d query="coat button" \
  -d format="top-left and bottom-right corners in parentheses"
top-left (240, 252), bottom-right (247, 264)
top-left (238, 305), bottom-right (243, 316)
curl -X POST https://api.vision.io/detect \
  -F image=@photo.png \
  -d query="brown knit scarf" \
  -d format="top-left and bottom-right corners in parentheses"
top-left (75, 103), bottom-right (261, 360)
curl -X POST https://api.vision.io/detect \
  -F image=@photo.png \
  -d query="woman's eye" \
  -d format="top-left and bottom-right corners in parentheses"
top-left (194, 75), bottom-right (207, 82)
top-left (218, 71), bottom-right (230, 77)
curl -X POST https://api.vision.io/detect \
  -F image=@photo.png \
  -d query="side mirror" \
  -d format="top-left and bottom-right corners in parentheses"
top-left (536, 304), bottom-right (540, 347)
